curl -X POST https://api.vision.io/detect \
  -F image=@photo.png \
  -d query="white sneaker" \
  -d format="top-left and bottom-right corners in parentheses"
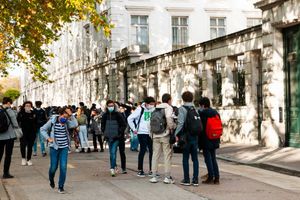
top-left (110, 169), bottom-right (115, 177)
top-left (75, 149), bottom-right (80, 153)
top-left (164, 176), bottom-right (175, 184)
top-left (149, 176), bottom-right (158, 183)
top-left (27, 160), bottom-right (33, 166)
top-left (21, 159), bottom-right (27, 166)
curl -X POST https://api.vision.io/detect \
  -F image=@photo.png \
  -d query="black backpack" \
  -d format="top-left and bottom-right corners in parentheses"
top-left (0, 107), bottom-right (10, 134)
top-left (183, 106), bottom-right (202, 136)
top-left (150, 108), bottom-right (167, 134)
top-left (35, 108), bottom-right (47, 126)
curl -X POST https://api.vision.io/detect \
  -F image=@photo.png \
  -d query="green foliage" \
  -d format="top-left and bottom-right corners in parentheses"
top-left (0, 0), bottom-right (113, 82)
top-left (3, 88), bottom-right (20, 101)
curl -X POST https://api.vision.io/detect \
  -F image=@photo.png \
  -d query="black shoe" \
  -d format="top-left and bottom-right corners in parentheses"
top-left (58, 188), bottom-right (65, 194)
top-left (137, 171), bottom-right (146, 177)
top-left (121, 169), bottom-right (127, 174)
top-left (80, 149), bottom-right (85, 153)
top-left (93, 149), bottom-right (99, 152)
top-left (42, 152), bottom-right (47, 157)
top-left (202, 177), bottom-right (214, 184)
top-left (50, 180), bottom-right (55, 189)
top-left (87, 148), bottom-right (91, 153)
top-left (214, 177), bottom-right (220, 185)
top-left (192, 179), bottom-right (199, 186)
top-left (180, 179), bottom-right (191, 186)
top-left (3, 174), bottom-right (14, 179)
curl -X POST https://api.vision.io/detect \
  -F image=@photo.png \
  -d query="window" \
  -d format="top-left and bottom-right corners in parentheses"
top-left (131, 15), bottom-right (149, 53)
top-left (172, 16), bottom-right (189, 50)
top-left (233, 56), bottom-right (246, 106)
top-left (210, 17), bottom-right (226, 39)
top-left (84, 24), bottom-right (91, 64)
top-left (247, 18), bottom-right (262, 28)
top-left (212, 60), bottom-right (222, 106)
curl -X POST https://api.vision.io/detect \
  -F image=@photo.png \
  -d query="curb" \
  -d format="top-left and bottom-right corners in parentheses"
top-left (0, 180), bottom-right (9, 200)
top-left (217, 155), bottom-right (300, 178)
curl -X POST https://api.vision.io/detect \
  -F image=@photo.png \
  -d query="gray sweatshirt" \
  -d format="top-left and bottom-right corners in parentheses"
top-left (0, 107), bottom-right (18, 140)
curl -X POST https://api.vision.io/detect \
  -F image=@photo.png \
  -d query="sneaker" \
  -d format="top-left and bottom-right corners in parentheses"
top-left (27, 160), bottom-right (33, 166)
top-left (58, 188), bottom-right (65, 194)
top-left (202, 177), bottom-right (214, 184)
top-left (164, 176), bottom-right (175, 184)
top-left (75, 149), bottom-right (80, 153)
top-left (3, 174), bottom-right (14, 179)
top-left (110, 169), bottom-right (116, 177)
top-left (50, 180), bottom-right (55, 189)
top-left (42, 152), bottom-right (47, 157)
top-left (137, 171), bottom-right (146, 177)
top-left (33, 152), bottom-right (37, 156)
top-left (121, 169), bottom-right (127, 174)
top-left (192, 179), bottom-right (199, 186)
top-left (87, 148), bottom-right (91, 153)
top-left (149, 176), bottom-right (159, 183)
top-left (100, 149), bottom-right (104, 152)
top-left (93, 149), bottom-right (99, 152)
top-left (180, 179), bottom-right (191, 186)
top-left (21, 159), bottom-right (27, 166)
top-left (214, 177), bottom-right (220, 185)
top-left (148, 171), bottom-right (153, 177)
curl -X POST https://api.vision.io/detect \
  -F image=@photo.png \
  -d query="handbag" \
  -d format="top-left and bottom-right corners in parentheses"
top-left (14, 128), bottom-right (23, 139)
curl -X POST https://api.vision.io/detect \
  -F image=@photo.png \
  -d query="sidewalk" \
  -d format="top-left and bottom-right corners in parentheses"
top-left (217, 143), bottom-right (300, 177)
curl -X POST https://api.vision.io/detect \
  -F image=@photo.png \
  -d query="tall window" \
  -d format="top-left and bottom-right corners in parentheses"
top-left (131, 15), bottom-right (149, 53)
top-left (233, 56), bottom-right (246, 106)
top-left (172, 16), bottom-right (189, 50)
top-left (212, 60), bottom-right (222, 106)
top-left (210, 17), bottom-right (226, 39)
top-left (247, 18), bottom-right (262, 28)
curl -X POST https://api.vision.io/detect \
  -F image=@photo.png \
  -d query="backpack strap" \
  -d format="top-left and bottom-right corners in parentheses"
top-left (135, 107), bottom-right (144, 131)
top-left (3, 108), bottom-right (13, 128)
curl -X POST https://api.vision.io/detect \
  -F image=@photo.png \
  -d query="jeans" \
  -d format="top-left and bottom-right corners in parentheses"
top-left (203, 148), bottom-right (219, 178)
top-left (118, 139), bottom-right (126, 170)
top-left (78, 125), bottom-right (89, 149)
top-left (33, 128), bottom-right (46, 154)
top-left (137, 134), bottom-right (152, 172)
top-left (20, 136), bottom-right (35, 161)
top-left (182, 136), bottom-right (199, 182)
top-left (130, 131), bottom-right (139, 151)
top-left (0, 139), bottom-right (14, 175)
top-left (49, 147), bottom-right (68, 189)
top-left (109, 140), bottom-right (119, 169)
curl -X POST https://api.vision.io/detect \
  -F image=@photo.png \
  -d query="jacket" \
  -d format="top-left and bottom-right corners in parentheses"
top-left (101, 109), bottom-right (126, 141)
top-left (174, 102), bottom-right (194, 136)
top-left (127, 103), bottom-right (154, 135)
top-left (152, 103), bottom-right (176, 138)
top-left (17, 110), bottom-right (37, 137)
top-left (40, 115), bottom-right (78, 150)
top-left (199, 108), bottom-right (220, 150)
top-left (0, 107), bottom-right (18, 140)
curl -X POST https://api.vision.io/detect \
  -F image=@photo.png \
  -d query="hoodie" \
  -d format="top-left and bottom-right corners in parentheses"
top-left (127, 103), bottom-right (154, 135)
top-left (152, 103), bottom-right (176, 138)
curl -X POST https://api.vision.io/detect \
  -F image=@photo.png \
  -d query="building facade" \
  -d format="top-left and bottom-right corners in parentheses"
top-left (21, 0), bottom-right (300, 148)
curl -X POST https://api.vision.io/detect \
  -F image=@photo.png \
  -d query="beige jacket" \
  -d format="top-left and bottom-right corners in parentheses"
top-left (152, 103), bottom-right (176, 138)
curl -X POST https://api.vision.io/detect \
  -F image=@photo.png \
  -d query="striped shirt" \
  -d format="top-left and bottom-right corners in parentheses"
top-left (54, 123), bottom-right (69, 148)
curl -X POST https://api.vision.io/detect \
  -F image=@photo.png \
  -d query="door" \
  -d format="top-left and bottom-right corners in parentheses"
top-left (284, 25), bottom-right (300, 148)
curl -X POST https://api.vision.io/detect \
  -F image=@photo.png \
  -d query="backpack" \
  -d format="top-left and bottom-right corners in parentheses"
top-left (0, 107), bottom-right (10, 134)
top-left (206, 114), bottom-right (223, 140)
top-left (150, 108), bottom-right (167, 134)
top-left (183, 106), bottom-right (202, 136)
top-left (35, 108), bottom-right (47, 126)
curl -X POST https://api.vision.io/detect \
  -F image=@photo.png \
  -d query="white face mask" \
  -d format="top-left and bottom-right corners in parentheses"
top-left (147, 105), bottom-right (155, 110)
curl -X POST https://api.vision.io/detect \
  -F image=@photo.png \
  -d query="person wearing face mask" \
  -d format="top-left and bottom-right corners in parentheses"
top-left (17, 101), bottom-right (37, 166)
top-left (101, 100), bottom-right (126, 177)
top-left (40, 106), bottom-right (78, 194)
top-left (127, 96), bottom-right (156, 177)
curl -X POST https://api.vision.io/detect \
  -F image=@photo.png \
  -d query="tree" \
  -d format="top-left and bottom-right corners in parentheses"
top-left (3, 88), bottom-right (20, 101)
top-left (0, 0), bottom-right (113, 81)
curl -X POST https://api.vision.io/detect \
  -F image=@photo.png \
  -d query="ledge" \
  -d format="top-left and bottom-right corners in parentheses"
top-left (125, 5), bottom-right (154, 12)
top-left (165, 7), bottom-right (194, 12)
top-left (254, 0), bottom-right (288, 10)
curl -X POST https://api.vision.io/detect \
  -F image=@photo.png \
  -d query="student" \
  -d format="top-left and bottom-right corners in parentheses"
top-left (41, 106), bottom-right (78, 194)
top-left (127, 96), bottom-right (156, 177)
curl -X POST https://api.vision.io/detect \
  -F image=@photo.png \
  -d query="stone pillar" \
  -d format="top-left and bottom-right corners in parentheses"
top-left (202, 61), bottom-right (214, 100)
top-left (222, 57), bottom-right (235, 107)
top-left (158, 70), bottom-right (171, 101)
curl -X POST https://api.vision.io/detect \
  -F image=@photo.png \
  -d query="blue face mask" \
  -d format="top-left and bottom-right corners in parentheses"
top-left (59, 117), bottom-right (68, 124)
top-left (108, 107), bottom-right (114, 112)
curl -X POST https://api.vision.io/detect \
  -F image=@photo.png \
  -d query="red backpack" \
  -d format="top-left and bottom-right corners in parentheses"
top-left (205, 114), bottom-right (223, 140)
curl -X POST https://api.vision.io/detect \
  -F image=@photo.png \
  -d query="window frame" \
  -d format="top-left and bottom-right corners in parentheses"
top-left (210, 17), bottom-right (226, 39)
top-left (172, 16), bottom-right (189, 50)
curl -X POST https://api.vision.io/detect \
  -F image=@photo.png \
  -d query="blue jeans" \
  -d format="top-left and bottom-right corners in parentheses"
top-left (130, 131), bottom-right (139, 151)
top-left (33, 128), bottom-right (46, 154)
top-left (49, 147), bottom-right (68, 189)
top-left (109, 140), bottom-right (119, 169)
top-left (203, 148), bottom-right (219, 178)
top-left (182, 136), bottom-right (199, 182)
top-left (137, 134), bottom-right (152, 172)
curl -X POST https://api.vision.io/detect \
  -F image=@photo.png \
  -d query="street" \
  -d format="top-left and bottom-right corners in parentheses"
top-left (1, 143), bottom-right (300, 200)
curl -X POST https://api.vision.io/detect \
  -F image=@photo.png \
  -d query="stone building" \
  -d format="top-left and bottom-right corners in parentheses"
top-left (21, 0), bottom-right (300, 148)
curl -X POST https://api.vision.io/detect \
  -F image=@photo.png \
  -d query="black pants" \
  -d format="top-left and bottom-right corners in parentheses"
top-left (20, 136), bottom-right (35, 161)
top-left (118, 139), bottom-right (126, 170)
top-left (137, 134), bottom-right (153, 172)
top-left (92, 134), bottom-right (104, 150)
top-left (0, 139), bottom-right (15, 175)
